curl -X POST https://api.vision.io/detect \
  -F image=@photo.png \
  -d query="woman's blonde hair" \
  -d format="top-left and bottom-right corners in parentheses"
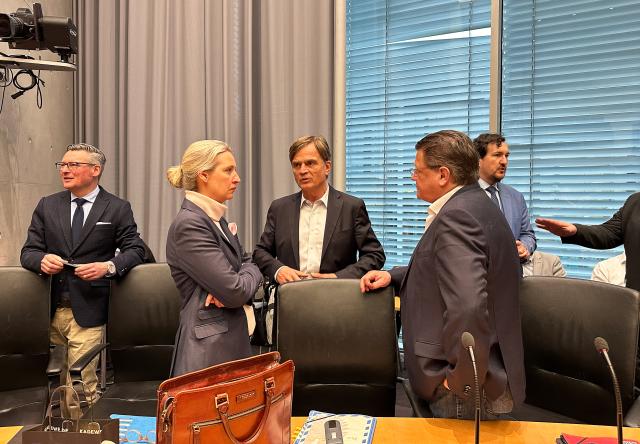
top-left (167, 140), bottom-right (231, 190)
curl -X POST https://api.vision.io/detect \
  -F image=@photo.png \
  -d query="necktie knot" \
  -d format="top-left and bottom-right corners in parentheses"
top-left (74, 198), bottom-right (87, 207)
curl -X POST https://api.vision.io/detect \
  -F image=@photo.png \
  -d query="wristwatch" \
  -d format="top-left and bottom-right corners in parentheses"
top-left (106, 261), bottom-right (116, 276)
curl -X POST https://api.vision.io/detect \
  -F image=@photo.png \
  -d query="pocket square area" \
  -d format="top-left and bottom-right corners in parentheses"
top-left (96, 221), bottom-right (112, 225)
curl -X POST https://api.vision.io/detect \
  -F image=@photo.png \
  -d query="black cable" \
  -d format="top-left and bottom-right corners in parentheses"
top-left (10, 69), bottom-right (45, 107)
top-left (0, 66), bottom-right (12, 114)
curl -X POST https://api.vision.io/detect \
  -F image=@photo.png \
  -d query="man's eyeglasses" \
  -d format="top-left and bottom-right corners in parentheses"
top-left (55, 162), bottom-right (97, 171)
top-left (411, 165), bottom-right (440, 177)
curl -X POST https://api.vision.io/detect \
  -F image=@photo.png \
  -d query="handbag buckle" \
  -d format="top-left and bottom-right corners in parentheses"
top-left (264, 377), bottom-right (275, 395)
top-left (215, 393), bottom-right (229, 413)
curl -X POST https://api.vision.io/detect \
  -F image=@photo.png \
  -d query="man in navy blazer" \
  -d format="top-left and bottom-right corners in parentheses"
top-left (253, 136), bottom-right (384, 284)
top-left (21, 143), bottom-right (146, 416)
top-left (473, 133), bottom-right (537, 262)
top-left (361, 130), bottom-right (525, 419)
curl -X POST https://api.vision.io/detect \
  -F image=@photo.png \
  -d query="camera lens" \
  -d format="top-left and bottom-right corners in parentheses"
top-left (0, 14), bottom-right (30, 39)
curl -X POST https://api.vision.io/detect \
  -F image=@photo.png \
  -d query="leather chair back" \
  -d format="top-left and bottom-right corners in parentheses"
top-left (277, 279), bottom-right (397, 416)
top-left (108, 263), bottom-right (181, 382)
top-left (520, 276), bottom-right (639, 425)
top-left (0, 267), bottom-right (50, 424)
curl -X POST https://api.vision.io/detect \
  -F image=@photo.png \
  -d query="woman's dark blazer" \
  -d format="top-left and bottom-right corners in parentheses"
top-left (166, 198), bottom-right (262, 376)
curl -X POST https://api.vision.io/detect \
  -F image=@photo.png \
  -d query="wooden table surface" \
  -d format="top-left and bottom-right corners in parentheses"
top-left (291, 416), bottom-right (640, 443)
top-left (4, 417), bottom-right (640, 444)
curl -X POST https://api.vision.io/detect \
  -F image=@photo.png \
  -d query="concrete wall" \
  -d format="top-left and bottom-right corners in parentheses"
top-left (0, 0), bottom-right (74, 265)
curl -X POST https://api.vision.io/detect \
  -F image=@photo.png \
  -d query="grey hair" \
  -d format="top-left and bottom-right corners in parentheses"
top-left (66, 143), bottom-right (107, 178)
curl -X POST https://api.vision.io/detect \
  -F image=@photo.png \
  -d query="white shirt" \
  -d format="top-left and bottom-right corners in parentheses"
top-left (591, 253), bottom-right (626, 287)
top-left (184, 190), bottom-right (230, 242)
top-left (298, 187), bottom-right (330, 274)
top-left (70, 185), bottom-right (100, 226)
top-left (424, 186), bottom-right (463, 232)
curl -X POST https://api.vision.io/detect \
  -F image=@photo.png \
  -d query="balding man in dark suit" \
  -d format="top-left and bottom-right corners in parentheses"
top-left (361, 130), bottom-right (525, 419)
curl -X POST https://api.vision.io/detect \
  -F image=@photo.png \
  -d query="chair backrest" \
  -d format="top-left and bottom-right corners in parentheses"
top-left (108, 263), bottom-right (181, 382)
top-left (0, 267), bottom-right (50, 391)
top-left (277, 279), bottom-right (397, 416)
top-left (520, 276), bottom-right (639, 425)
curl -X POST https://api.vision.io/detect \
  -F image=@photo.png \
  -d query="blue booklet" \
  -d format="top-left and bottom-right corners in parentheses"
top-left (293, 410), bottom-right (376, 444)
top-left (110, 414), bottom-right (157, 443)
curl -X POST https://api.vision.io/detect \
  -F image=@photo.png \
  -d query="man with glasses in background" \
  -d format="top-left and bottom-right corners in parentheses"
top-left (21, 143), bottom-right (146, 418)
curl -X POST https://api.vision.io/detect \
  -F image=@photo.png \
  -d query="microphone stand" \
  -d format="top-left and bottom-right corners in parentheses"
top-left (469, 345), bottom-right (480, 444)
top-left (462, 332), bottom-right (480, 444)
top-left (595, 337), bottom-right (623, 444)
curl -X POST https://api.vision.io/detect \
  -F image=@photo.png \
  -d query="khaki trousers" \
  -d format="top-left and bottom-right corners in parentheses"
top-left (50, 307), bottom-right (104, 419)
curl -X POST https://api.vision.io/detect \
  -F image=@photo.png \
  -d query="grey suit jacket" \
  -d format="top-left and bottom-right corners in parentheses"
top-left (166, 198), bottom-right (262, 376)
top-left (20, 187), bottom-right (146, 327)
top-left (526, 251), bottom-right (566, 277)
top-left (390, 183), bottom-right (525, 406)
top-left (253, 186), bottom-right (385, 279)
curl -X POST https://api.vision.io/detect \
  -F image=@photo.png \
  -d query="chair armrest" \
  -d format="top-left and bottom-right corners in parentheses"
top-left (398, 377), bottom-right (433, 418)
top-left (46, 345), bottom-right (66, 376)
top-left (624, 396), bottom-right (640, 427)
top-left (69, 343), bottom-right (109, 378)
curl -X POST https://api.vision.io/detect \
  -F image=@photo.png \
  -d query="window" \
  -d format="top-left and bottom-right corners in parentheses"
top-left (346, 0), bottom-right (640, 278)
top-left (345, 0), bottom-right (492, 268)
top-left (502, 0), bottom-right (640, 278)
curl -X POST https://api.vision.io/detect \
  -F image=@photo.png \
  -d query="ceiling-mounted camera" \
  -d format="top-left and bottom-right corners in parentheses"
top-left (0, 2), bottom-right (77, 71)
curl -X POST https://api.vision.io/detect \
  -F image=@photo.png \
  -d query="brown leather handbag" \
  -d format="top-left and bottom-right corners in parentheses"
top-left (156, 352), bottom-right (294, 444)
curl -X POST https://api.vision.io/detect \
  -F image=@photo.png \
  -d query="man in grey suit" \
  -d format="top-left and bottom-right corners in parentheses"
top-left (473, 133), bottom-right (537, 263)
top-left (361, 130), bottom-right (525, 419)
top-left (522, 250), bottom-right (566, 277)
top-left (21, 143), bottom-right (146, 417)
top-left (253, 135), bottom-right (385, 284)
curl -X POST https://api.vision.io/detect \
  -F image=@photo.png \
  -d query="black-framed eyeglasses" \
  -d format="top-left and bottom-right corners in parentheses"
top-left (55, 162), bottom-right (97, 171)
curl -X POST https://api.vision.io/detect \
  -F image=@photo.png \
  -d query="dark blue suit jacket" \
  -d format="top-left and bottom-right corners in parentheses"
top-left (20, 187), bottom-right (146, 327)
top-left (166, 198), bottom-right (262, 376)
top-left (390, 183), bottom-right (526, 406)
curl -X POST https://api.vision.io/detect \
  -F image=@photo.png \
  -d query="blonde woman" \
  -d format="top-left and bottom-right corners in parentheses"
top-left (166, 140), bottom-right (262, 376)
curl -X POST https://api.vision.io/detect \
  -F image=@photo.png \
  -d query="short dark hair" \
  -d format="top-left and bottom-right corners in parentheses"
top-left (288, 136), bottom-right (331, 163)
top-left (473, 133), bottom-right (506, 158)
top-left (415, 130), bottom-right (478, 186)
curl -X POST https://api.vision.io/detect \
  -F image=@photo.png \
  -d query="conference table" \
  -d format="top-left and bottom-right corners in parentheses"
top-left (3, 418), bottom-right (640, 443)
top-left (291, 417), bottom-right (640, 443)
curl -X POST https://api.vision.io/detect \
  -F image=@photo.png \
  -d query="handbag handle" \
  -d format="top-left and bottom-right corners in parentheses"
top-left (215, 377), bottom-right (276, 444)
top-left (45, 385), bottom-right (82, 430)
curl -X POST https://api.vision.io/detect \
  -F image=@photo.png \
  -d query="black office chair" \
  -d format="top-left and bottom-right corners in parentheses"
top-left (0, 267), bottom-right (63, 426)
top-left (512, 276), bottom-right (640, 426)
top-left (277, 279), bottom-right (397, 416)
top-left (71, 263), bottom-right (180, 417)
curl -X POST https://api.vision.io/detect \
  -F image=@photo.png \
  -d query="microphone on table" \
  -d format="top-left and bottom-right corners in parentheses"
top-left (462, 331), bottom-right (480, 444)
top-left (594, 336), bottom-right (623, 444)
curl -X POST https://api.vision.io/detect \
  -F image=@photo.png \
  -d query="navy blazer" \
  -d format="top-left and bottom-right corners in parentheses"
top-left (20, 187), bottom-right (146, 327)
top-left (253, 186), bottom-right (385, 280)
top-left (390, 183), bottom-right (526, 406)
top-left (166, 198), bottom-right (262, 376)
